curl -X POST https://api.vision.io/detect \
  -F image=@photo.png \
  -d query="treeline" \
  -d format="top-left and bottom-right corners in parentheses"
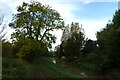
top-left (1, 1), bottom-right (120, 78)
top-left (55, 10), bottom-right (120, 76)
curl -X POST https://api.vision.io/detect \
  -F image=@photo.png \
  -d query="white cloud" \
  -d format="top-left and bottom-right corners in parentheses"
top-left (81, 0), bottom-right (94, 4)
top-left (80, 19), bottom-right (108, 40)
top-left (37, 0), bottom-right (81, 23)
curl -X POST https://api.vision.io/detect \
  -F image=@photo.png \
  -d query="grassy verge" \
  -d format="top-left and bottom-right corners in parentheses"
top-left (2, 57), bottom-right (28, 78)
top-left (2, 57), bottom-right (87, 79)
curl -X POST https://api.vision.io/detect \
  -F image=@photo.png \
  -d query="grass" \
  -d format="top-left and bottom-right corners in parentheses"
top-left (78, 62), bottom-right (98, 71)
top-left (3, 56), bottom-right (119, 79)
top-left (2, 57), bottom-right (28, 78)
top-left (42, 57), bottom-right (84, 78)
top-left (2, 57), bottom-right (87, 79)
top-left (25, 57), bottom-right (86, 78)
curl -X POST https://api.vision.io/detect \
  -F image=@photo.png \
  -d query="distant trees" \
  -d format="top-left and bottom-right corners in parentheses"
top-left (57, 22), bottom-right (85, 60)
top-left (85, 39), bottom-right (96, 53)
top-left (81, 39), bottom-right (97, 56)
top-left (55, 9), bottom-right (120, 75)
top-left (9, 1), bottom-right (64, 61)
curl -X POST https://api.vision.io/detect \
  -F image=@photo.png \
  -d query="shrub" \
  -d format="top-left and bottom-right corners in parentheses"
top-left (2, 41), bottom-right (12, 57)
top-left (11, 37), bottom-right (26, 57)
top-left (16, 38), bottom-right (48, 62)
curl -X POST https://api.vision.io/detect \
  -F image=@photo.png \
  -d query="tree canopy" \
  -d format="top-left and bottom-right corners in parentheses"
top-left (59, 22), bottom-right (85, 59)
top-left (96, 10), bottom-right (120, 68)
top-left (9, 1), bottom-right (64, 48)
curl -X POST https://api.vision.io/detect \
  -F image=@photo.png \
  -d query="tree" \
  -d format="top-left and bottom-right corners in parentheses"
top-left (82, 39), bottom-right (97, 55)
top-left (96, 10), bottom-right (120, 69)
top-left (9, 1), bottom-right (64, 48)
top-left (60, 22), bottom-right (85, 60)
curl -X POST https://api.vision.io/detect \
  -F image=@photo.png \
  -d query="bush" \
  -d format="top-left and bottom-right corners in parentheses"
top-left (2, 41), bottom-right (12, 57)
top-left (16, 38), bottom-right (48, 62)
top-left (78, 53), bottom-right (110, 73)
top-left (11, 37), bottom-right (26, 57)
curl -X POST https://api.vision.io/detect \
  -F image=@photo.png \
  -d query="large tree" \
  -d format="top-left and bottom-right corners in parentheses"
top-left (96, 10), bottom-right (120, 68)
top-left (9, 1), bottom-right (64, 48)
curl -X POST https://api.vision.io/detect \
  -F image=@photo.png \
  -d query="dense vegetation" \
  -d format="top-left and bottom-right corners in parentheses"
top-left (1, 1), bottom-right (120, 79)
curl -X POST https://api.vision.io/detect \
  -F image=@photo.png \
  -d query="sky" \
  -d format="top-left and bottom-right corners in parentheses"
top-left (0, 0), bottom-right (119, 50)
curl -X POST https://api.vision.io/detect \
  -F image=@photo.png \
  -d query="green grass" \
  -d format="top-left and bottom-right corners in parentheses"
top-left (2, 57), bottom-right (28, 78)
top-left (25, 57), bottom-right (86, 78)
top-left (42, 57), bottom-right (83, 78)
top-left (78, 62), bottom-right (98, 71)
top-left (2, 57), bottom-right (87, 79)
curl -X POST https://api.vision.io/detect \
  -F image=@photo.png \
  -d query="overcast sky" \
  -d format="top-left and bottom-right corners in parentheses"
top-left (0, 0), bottom-right (119, 49)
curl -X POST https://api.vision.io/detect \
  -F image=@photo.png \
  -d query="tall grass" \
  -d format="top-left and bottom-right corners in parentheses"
top-left (2, 57), bottom-right (28, 78)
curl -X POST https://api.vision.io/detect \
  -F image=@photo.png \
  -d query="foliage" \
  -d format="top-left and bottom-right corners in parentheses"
top-left (96, 10), bottom-right (120, 69)
top-left (60, 22), bottom-right (85, 60)
top-left (78, 62), bottom-right (98, 71)
top-left (9, 1), bottom-right (64, 49)
top-left (2, 41), bottom-right (12, 57)
top-left (81, 39), bottom-right (97, 56)
top-left (16, 38), bottom-right (48, 62)
top-left (43, 51), bottom-right (54, 57)
top-left (11, 37), bottom-right (26, 57)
